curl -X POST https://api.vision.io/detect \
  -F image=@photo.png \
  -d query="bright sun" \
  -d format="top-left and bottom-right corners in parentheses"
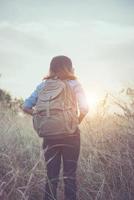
top-left (86, 92), bottom-right (100, 110)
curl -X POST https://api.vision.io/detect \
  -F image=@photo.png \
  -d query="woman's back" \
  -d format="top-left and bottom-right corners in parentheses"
top-left (24, 79), bottom-right (88, 116)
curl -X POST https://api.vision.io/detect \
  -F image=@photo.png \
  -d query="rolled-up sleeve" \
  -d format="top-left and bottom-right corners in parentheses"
top-left (23, 82), bottom-right (44, 109)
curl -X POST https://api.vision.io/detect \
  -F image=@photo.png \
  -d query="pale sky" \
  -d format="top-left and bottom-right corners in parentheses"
top-left (0, 0), bottom-right (134, 99)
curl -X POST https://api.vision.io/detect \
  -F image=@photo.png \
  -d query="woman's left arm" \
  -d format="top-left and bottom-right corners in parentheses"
top-left (73, 80), bottom-right (89, 123)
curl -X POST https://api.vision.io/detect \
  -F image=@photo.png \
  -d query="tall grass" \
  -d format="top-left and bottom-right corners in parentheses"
top-left (0, 90), bottom-right (134, 200)
top-left (0, 103), bottom-right (45, 200)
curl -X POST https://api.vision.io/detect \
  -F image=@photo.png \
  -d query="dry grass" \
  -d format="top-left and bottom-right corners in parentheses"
top-left (0, 91), bottom-right (134, 200)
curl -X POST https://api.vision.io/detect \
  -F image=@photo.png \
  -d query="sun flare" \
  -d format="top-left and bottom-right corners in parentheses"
top-left (86, 91), bottom-right (100, 110)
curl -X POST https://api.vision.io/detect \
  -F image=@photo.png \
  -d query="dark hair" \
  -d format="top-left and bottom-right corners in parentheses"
top-left (43, 55), bottom-right (77, 80)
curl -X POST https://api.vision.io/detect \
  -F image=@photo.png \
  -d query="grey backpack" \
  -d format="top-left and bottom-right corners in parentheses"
top-left (33, 78), bottom-right (79, 137)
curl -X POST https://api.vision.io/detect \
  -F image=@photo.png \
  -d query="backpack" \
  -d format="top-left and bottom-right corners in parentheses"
top-left (33, 78), bottom-right (79, 137)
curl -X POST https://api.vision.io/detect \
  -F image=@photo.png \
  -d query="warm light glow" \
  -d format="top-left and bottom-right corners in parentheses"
top-left (86, 91), bottom-right (100, 110)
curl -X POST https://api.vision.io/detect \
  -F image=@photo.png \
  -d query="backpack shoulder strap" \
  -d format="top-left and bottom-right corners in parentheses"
top-left (62, 80), bottom-right (77, 108)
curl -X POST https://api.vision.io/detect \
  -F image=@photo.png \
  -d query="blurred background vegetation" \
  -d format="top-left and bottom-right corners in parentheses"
top-left (0, 86), bottom-right (134, 200)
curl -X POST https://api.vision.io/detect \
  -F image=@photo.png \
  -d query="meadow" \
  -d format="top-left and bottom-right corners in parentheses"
top-left (0, 88), bottom-right (134, 200)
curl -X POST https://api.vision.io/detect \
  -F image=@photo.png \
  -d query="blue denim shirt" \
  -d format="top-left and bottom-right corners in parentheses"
top-left (23, 80), bottom-right (89, 114)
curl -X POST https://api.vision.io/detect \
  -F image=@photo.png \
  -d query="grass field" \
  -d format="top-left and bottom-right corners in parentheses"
top-left (0, 90), bottom-right (134, 200)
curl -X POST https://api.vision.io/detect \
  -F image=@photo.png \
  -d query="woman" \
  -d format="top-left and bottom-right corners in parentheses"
top-left (23, 55), bottom-right (89, 200)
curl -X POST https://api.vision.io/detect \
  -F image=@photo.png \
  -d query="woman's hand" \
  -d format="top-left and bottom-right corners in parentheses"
top-left (23, 107), bottom-right (34, 116)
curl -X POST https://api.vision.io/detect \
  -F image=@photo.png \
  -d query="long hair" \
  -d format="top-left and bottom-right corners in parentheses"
top-left (43, 55), bottom-right (77, 80)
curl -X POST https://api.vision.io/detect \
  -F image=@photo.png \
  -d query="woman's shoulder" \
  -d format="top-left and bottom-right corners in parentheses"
top-left (36, 79), bottom-right (81, 91)
top-left (36, 81), bottom-right (46, 90)
top-left (68, 79), bottom-right (82, 88)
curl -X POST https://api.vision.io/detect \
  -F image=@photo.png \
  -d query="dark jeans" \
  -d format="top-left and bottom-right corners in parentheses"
top-left (43, 131), bottom-right (80, 200)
